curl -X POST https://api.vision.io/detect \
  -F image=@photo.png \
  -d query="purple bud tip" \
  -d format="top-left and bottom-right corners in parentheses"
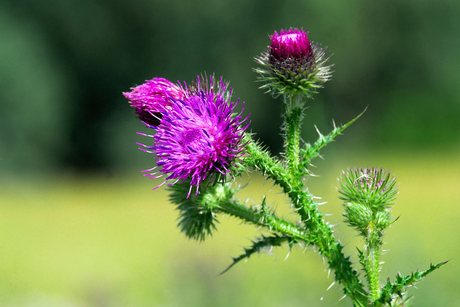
top-left (270, 28), bottom-right (313, 61)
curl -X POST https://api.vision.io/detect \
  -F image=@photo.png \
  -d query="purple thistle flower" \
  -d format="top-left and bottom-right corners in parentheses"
top-left (141, 76), bottom-right (250, 197)
top-left (124, 78), bottom-right (186, 126)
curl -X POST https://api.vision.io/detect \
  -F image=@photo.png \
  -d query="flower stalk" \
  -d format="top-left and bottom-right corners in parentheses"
top-left (284, 94), bottom-right (304, 176)
top-left (244, 131), bottom-right (369, 305)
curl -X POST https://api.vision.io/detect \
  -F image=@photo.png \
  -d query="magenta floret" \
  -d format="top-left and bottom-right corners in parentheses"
top-left (270, 28), bottom-right (313, 61)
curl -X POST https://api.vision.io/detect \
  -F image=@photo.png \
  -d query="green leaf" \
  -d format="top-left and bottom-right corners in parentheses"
top-left (220, 234), bottom-right (295, 274)
top-left (377, 261), bottom-right (448, 305)
top-left (299, 108), bottom-right (366, 173)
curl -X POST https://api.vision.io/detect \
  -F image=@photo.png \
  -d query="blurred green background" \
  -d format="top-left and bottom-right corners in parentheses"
top-left (1, 0), bottom-right (459, 306)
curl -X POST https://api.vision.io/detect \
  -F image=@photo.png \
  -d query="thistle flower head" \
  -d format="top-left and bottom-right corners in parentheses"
top-left (339, 168), bottom-right (398, 235)
top-left (142, 76), bottom-right (250, 197)
top-left (339, 168), bottom-right (398, 210)
top-left (124, 77), bottom-right (186, 126)
top-left (255, 28), bottom-right (333, 98)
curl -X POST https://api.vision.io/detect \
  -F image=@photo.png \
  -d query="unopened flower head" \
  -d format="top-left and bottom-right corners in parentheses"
top-left (339, 168), bottom-right (398, 210)
top-left (141, 76), bottom-right (250, 197)
top-left (255, 28), bottom-right (332, 98)
top-left (124, 78), bottom-right (186, 126)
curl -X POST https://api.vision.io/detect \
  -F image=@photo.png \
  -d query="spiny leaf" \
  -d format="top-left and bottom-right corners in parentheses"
top-left (356, 247), bottom-right (366, 270)
top-left (377, 261), bottom-right (448, 305)
top-left (299, 108), bottom-right (366, 173)
top-left (220, 234), bottom-right (296, 274)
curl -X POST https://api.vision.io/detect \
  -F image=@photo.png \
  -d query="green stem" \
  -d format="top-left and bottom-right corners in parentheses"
top-left (282, 100), bottom-right (368, 304)
top-left (289, 184), bottom-right (369, 306)
top-left (217, 198), bottom-right (312, 244)
top-left (368, 245), bottom-right (380, 301)
top-left (284, 94), bottom-right (304, 175)
top-left (366, 225), bottom-right (381, 302)
top-left (244, 138), bottom-right (311, 223)
top-left (243, 137), bottom-right (369, 305)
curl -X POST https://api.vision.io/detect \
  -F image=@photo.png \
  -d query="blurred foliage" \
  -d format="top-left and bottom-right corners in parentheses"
top-left (1, 0), bottom-right (460, 174)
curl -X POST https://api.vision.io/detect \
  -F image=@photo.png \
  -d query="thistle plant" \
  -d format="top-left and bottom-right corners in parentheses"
top-left (124, 28), bottom-right (446, 306)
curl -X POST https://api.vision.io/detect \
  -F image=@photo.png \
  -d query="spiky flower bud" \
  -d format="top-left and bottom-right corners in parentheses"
top-left (169, 179), bottom-right (235, 241)
top-left (124, 78), bottom-right (186, 126)
top-left (339, 168), bottom-right (398, 234)
top-left (254, 28), bottom-right (332, 98)
top-left (339, 168), bottom-right (398, 209)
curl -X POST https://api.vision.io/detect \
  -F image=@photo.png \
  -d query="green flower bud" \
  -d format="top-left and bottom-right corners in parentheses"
top-left (339, 168), bottom-right (398, 211)
top-left (339, 168), bottom-right (398, 235)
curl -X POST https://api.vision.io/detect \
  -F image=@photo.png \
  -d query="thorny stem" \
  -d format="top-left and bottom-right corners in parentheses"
top-left (284, 94), bottom-right (303, 176)
top-left (216, 198), bottom-right (312, 244)
top-left (244, 136), bottom-right (369, 305)
top-left (366, 223), bottom-right (381, 302)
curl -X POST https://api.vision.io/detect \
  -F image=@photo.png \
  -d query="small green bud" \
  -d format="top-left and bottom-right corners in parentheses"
top-left (168, 180), bottom-right (236, 241)
top-left (339, 168), bottom-right (398, 235)
top-left (374, 210), bottom-right (391, 229)
top-left (343, 201), bottom-right (373, 232)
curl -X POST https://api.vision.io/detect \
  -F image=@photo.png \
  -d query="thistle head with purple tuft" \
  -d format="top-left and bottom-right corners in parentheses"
top-left (255, 28), bottom-right (333, 98)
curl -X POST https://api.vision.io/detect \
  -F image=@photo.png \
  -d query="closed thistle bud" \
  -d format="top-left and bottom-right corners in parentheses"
top-left (338, 168), bottom-right (398, 233)
top-left (255, 28), bottom-right (332, 98)
top-left (339, 168), bottom-right (398, 211)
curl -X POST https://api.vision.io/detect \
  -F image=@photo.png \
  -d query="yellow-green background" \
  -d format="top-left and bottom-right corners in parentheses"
top-left (1, 150), bottom-right (458, 306)
top-left (1, 0), bottom-right (460, 306)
